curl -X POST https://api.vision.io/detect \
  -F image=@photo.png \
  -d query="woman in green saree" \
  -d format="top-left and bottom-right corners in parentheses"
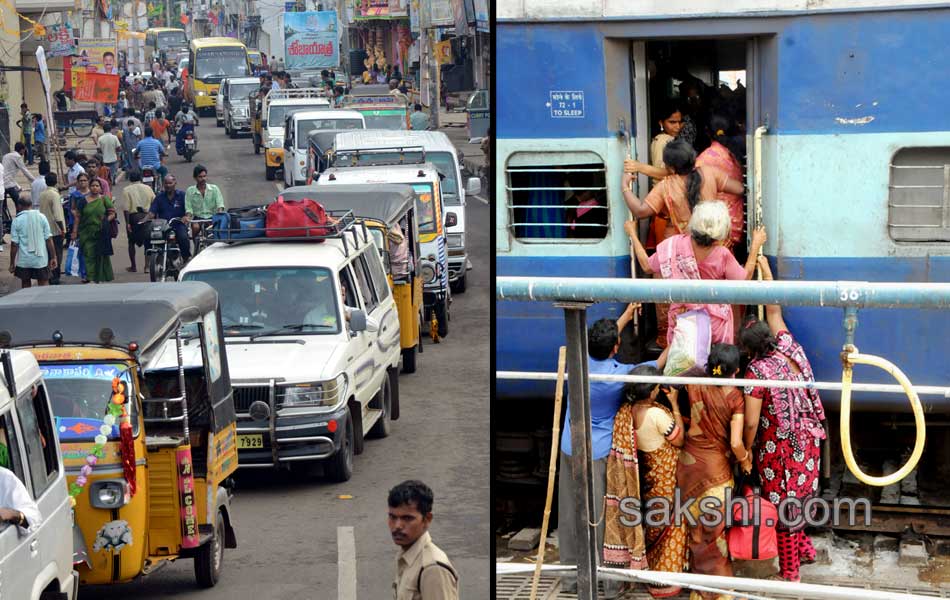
top-left (70, 174), bottom-right (115, 283)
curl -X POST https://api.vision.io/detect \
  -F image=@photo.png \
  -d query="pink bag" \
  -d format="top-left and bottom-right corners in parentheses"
top-left (727, 486), bottom-right (779, 560)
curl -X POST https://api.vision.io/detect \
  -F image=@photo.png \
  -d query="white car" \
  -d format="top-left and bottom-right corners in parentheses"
top-left (179, 220), bottom-right (401, 482)
top-left (332, 130), bottom-right (481, 292)
top-left (0, 351), bottom-right (78, 600)
top-left (282, 109), bottom-right (365, 187)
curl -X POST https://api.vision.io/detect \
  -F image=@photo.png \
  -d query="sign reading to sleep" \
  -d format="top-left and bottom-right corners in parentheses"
top-left (549, 90), bottom-right (585, 118)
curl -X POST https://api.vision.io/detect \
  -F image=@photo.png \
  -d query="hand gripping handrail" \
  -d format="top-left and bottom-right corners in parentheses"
top-left (840, 346), bottom-right (926, 487)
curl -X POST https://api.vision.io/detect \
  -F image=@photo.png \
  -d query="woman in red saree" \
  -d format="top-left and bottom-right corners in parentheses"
top-left (680, 344), bottom-right (751, 600)
top-left (627, 201), bottom-right (766, 345)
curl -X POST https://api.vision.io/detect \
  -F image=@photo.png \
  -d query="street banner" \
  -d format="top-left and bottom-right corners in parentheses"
top-left (71, 38), bottom-right (118, 88)
top-left (430, 0), bottom-right (454, 26)
top-left (73, 72), bottom-right (120, 103)
top-left (45, 23), bottom-right (75, 57)
top-left (389, 0), bottom-right (408, 17)
top-left (409, 0), bottom-right (420, 33)
top-left (474, 0), bottom-right (488, 31)
top-left (35, 47), bottom-right (56, 138)
top-left (284, 11), bottom-right (338, 69)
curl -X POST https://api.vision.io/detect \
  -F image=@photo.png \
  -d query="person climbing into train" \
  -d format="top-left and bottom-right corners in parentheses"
top-left (625, 200), bottom-right (765, 345)
top-left (621, 139), bottom-right (747, 347)
top-left (738, 255), bottom-right (827, 584)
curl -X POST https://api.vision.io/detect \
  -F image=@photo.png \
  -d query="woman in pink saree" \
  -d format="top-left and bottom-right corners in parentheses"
top-left (696, 115), bottom-right (746, 252)
top-left (627, 201), bottom-right (766, 345)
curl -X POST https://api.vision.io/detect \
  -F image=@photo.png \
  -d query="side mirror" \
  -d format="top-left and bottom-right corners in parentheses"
top-left (349, 310), bottom-right (367, 333)
top-left (465, 177), bottom-right (481, 197)
top-left (445, 212), bottom-right (458, 228)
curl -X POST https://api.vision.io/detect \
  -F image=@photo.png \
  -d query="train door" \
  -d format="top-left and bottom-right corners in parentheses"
top-left (628, 37), bottom-right (760, 354)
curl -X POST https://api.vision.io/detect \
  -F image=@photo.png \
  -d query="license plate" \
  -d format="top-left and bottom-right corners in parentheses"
top-left (237, 434), bottom-right (263, 449)
top-left (143, 176), bottom-right (153, 183)
top-left (185, 140), bottom-right (195, 145)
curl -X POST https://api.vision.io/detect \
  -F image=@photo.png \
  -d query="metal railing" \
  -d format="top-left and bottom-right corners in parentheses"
top-left (495, 275), bottom-right (950, 600)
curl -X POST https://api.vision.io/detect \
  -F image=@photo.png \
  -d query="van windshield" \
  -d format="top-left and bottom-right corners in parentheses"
top-left (183, 267), bottom-right (342, 336)
top-left (359, 110), bottom-right (407, 130)
top-left (41, 362), bottom-right (140, 440)
top-left (229, 82), bottom-right (258, 103)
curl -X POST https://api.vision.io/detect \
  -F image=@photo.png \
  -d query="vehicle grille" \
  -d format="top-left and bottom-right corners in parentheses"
top-left (233, 386), bottom-right (269, 413)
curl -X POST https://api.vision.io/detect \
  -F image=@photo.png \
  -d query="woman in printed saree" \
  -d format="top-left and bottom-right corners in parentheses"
top-left (680, 344), bottom-right (751, 600)
top-left (627, 201), bottom-right (766, 345)
top-left (739, 256), bottom-right (827, 583)
top-left (605, 363), bottom-right (686, 598)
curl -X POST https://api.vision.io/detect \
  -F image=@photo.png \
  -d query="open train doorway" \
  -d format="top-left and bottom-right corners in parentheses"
top-left (629, 37), bottom-right (755, 356)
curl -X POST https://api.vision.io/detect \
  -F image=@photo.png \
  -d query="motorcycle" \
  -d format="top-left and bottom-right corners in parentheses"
top-left (146, 217), bottom-right (185, 282)
top-left (176, 122), bottom-right (198, 162)
top-left (141, 165), bottom-right (160, 194)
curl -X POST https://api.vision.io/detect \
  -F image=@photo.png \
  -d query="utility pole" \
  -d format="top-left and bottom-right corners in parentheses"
top-left (336, 0), bottom-right (349, 81)
top-left (167, 0), bottom-right (172, 27)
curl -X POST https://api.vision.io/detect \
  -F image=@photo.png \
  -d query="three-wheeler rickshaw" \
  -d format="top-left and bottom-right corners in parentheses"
top-left (0, 282), bottom-right (239, 588)
top-left (279, 183), bottom-right (423, 373)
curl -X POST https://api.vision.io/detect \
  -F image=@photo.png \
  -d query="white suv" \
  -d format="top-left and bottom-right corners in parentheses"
top-left (179, 220), bottom-right (401, 482)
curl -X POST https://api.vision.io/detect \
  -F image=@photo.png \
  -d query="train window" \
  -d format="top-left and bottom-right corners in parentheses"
top-left (505, 152), bottom-right (607, 241)
top-left (889, 147), bottom-right (950, 242)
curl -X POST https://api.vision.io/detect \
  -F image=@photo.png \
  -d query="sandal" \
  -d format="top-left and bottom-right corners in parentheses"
top-left (126, 266), bottom-right (137, 272)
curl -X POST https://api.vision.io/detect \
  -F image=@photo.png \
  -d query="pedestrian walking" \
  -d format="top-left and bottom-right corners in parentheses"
top-left (121, 170), bottom-right (155, 273)
top-left (38, 174), bottom-right (65, 284)
top-left (3, 143), bottom-right (36, 205)
top-left (559, 309), bottom-right (651, 598)
top-left (8, 195), bottom-right (56, 288)
top-left (29, 171), bottom-right (46, 209)
top-left (64, 151), bottom-right (86, 192)
top-left (16, 104), bottom-right (33, 165)
top-left (97, 123), bottom-right (122, 183)
top-left (70, 174), bottom-right (115, 283)
top-left (739, 257), bottom-right (827, 583)
top-left (33, 114), bottom-right (47, 165)
top-left (389, 480), bottom-right (459, 600)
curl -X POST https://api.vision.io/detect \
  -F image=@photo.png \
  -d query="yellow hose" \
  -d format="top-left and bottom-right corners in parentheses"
top-left (839, 349), bottom-right (926, 486)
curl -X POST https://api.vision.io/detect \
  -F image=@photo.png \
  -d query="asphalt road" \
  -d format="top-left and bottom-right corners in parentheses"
top-left (79, 119), bottom-right (491, 598)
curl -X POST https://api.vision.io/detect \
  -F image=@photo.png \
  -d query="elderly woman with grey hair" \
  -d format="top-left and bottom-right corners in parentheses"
top-left (626, 201), bottom-right (767, 344)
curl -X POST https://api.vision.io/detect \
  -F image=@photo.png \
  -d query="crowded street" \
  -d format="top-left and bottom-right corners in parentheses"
top-left (0, 111), bottom-right (490, 599)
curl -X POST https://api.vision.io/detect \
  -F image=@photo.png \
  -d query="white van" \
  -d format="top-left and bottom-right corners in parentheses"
top-left (0, 351), bottom-right (78, 599)
top-left (283, 109), bottom-right (365, 187)
top-left (261, 89), bottom-right (331, 181)
top-left (179, 217), bottom-right (401, 481)
top-left (332, 130), bottom-right (481, 292)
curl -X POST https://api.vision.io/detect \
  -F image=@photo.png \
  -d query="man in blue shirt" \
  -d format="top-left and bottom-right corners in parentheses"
top-left (133, 126), bottom-right (168, 180)
top-left (557, 306), bottom-right (664, 596)
top-left (148, 174), bottom-right (190, 262)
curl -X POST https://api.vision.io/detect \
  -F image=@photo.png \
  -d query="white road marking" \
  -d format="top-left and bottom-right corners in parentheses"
top-left (472, 194), bottom-right (489, 205)
top-left (337, 525), bottom-right (357, 600)
top-left (275, 182), bottom-right (284, 193)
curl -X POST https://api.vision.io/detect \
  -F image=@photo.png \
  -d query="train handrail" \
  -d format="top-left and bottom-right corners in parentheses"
top-left (840, 348), bottom-right (926, 486)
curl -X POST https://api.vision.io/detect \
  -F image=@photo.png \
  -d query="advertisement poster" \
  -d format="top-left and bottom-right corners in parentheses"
top-left (45, 23), bottom-right (75, 57)
top-left (73, 72), bottom-right (120, 103)
top-left (434, 40), bottom-right (453, 65)
top-left (409, 0), bottom-right (420, 33)
top-left (430, 0), bottom-right (454, 26)
top-left (71, 38), bottom-right (118, 88)
top-left (474, 0), bottom-right (488, 31)
top-left (284, 11), bottom-right (338, 69)
top-left (389, 0), bottom-right (408, 17)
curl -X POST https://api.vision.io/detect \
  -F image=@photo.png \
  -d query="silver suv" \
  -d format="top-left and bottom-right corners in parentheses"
top-left (222, 77), bottom-right (261, 138)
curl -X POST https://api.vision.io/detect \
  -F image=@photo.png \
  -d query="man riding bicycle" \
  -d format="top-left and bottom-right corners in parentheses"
top-left (184, 164), bottom-right (225, 252)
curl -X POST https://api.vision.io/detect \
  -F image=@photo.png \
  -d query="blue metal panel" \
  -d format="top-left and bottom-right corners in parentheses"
top-left (497, 24), bottom-right (609, 139)
top-left (776, 11), bottom-right (950, 134)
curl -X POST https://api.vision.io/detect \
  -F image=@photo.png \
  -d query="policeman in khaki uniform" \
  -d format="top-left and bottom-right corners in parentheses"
top-left (389, 480), bottom-right (459, 600)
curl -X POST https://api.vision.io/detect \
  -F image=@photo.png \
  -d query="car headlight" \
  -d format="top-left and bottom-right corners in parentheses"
top-left (268, 136), bottom-right (282, 147)
top-left (420, 260), bottom-right (436, 284)
top-left (237, 107), bottom-right (249, 117)
top-left (90, 480), bottom-right (130, 509)
top-left (446, 233), bottom-right (464, 249)
top-left (197, 91), bottom-right (207, 96)
top-left (279, 374), bottom-right (346, 410)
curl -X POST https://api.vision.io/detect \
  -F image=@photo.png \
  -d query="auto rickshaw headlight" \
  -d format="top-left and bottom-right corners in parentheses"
top-left (90, 480), bottom-right (130, 509)
top-left (420, 261), bottom-right (436, 284)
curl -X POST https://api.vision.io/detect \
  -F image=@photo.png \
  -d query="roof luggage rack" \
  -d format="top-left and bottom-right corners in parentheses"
top-left (264, 87), bottom-right (327, 102)
top-left (198, 208), bottom-right (370, 256)
top-left (332, 145), bottom-right (427, 167)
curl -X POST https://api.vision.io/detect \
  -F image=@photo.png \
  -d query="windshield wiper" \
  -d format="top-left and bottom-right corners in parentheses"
top-left (223, 323), bottom-right (265, 334)
top-left (249, 323), bottom-right (331, 341)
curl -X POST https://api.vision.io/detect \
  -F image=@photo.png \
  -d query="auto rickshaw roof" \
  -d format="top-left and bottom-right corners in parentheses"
top-left (0, 282), bottom-right (219, 358)
top-left (279, 184), bottom-right (415, 226)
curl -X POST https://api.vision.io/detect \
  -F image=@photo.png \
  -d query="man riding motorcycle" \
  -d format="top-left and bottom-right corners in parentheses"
top-left (174, 103), bottom-right (200, 157)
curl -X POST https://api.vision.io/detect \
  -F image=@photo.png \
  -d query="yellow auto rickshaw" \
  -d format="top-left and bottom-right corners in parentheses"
top-left (278, 183), bottom-right (423, 374)
top-left (0, 282), bottom-right (239, 588)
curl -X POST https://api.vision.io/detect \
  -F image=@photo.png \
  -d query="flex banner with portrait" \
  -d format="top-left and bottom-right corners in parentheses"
top-left (73, 72), bottom-right (120, 103)
top-left (71, 38), bottom-right (119, 88)
top-left (284, 11), bottom-right (338, 70)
